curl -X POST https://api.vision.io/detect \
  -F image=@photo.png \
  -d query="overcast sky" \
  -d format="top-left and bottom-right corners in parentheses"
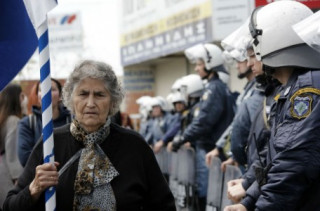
top-left (17, 0), bottom-right (123, 80)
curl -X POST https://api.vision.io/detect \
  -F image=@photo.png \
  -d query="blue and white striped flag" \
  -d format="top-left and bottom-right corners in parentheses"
top-left (0, 0), bottom-right (38, 91)
top-left (22, 0), bottom-right (58, 211)
top-left (23, 0), bottom-right (57, 35)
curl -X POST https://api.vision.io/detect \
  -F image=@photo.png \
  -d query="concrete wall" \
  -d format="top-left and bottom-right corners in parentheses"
top-left (153, 57), bottom-right (189, 98)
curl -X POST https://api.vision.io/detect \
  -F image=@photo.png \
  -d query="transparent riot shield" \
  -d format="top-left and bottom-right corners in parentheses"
top-left (155, 146), bottom-right (169, 175)
top-left (176, 147), bottom-right (196, 211)
top-left (206, 157), bottom-right (223, 211)
top-left (168, 150), bottom-right (179, 209)
top-left (221, 165), bottom-right (242, 209)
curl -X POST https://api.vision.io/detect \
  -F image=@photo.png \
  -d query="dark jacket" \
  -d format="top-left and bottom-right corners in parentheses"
top-left (240, 102), bottom-right (269, 191)
top-left (240, 80), bottom-right (281, 209)
top-left (161, 112), bottom-right (182, 144)
top-left (242, 70), bottom-right (320, 210)
top-left (183, 77), bottom-right (235, 152)
top-left (230, 85), bottom-right (264, 166)
top-left (145, 112), bottom-right (173, 145)
top-left (4, 123), bottom-right (176, 211)
top-left (255, 70), bottom-right (320, 210)
top-left (17, 105), bottom-right (71, 167)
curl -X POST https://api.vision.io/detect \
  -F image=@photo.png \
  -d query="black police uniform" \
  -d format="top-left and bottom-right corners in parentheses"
top-left (242, 70), bottom-right (320, 210)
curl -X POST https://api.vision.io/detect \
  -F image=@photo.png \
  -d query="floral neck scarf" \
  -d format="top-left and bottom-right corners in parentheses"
top-left (70, 118), bottom-right (119, 211)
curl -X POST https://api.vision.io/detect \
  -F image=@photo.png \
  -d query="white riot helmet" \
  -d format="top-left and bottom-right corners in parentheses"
top-left (249, 1), bottom-right (320, 69)
top-left (150, 96), bottom-right (169, 111)
top-left (170, 91), bottom-right (186, 104)
top-left (184, 43), bottom-right (227, 73)
top-left (293, 10), bottom-right (320, 53)
top-left (222, 50), bottom-right (234, 64)
top-left (136, 96), bottom-right (153, 120)
top-left (180, 74), bottom-right (204, 98)
top-left (136, 96), bottom-right (152, 106)
top-left (221, 18), bottom-right (252, 62)
top-left (171, 78), bottom-right (183, 92)
top-left (165, 93), bottom-right (174, 111)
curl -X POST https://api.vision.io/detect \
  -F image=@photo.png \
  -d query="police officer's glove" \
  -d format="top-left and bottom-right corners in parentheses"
top-left (171, 135), bottom-right (184, 152)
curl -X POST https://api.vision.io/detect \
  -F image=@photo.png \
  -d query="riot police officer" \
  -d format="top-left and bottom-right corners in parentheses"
top-left (225, 1), bottom-right (320, 210)
top-left (170, 43), bottom-right (235, 211)
top-left (154, 74), bottom-right (204, 153)
top-left (206, 21), bottom-right (256, 166)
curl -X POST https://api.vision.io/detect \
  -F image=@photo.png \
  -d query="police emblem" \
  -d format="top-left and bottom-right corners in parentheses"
top-left (291, 95), bottom-right (312, 119)
top-left (202, 90), bottom-right (211, 101)
top-left (193, 107), bottom-right (200, 117)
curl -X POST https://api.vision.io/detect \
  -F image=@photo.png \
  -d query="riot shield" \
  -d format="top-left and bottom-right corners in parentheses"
top-left (176, 147), bottom-right (196, 211)
top-left (206, 157), bottom-right (223, 211)
top-left (221, 165), bottom-right (242, 209)
top-left (168, 150), bottom-right (179, 209)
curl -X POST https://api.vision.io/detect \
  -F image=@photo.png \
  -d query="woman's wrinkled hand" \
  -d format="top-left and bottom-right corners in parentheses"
top-left (29, 162), bottom-right (59, 202)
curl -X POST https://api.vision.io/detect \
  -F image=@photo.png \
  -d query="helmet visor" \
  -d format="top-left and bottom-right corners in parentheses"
top-left (293, 10), bottom-right (320, 53)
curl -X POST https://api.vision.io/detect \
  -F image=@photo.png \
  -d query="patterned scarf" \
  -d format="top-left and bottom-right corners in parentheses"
top-left (70, 118), bottom-right (119, 211)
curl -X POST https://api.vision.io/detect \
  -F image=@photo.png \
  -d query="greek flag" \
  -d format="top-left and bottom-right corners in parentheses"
top-left (23, 0), bottom-right (57, 210)
top-left (23, 0), bottom-right (57, 35)
top-left (0, 0), bottom-right (37, 91)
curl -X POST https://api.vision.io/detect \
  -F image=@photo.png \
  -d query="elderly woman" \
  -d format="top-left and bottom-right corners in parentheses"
top-left (3, 60), bottom-right (176, 211)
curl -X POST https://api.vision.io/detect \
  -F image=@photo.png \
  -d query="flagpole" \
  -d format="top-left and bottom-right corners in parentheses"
top-left (38, 21), bottom-right (56, 211)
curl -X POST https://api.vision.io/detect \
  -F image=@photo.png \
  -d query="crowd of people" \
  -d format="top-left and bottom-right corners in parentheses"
top-left (138, 1), bottom-right (320, 211)
top-left (0, 1), bottom-right (319, 210)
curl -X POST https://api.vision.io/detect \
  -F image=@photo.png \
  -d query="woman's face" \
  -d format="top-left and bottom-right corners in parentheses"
top-left (38, 81), bottom-right (61, 108)
top-left (72, 78), bottom-right (111, 132)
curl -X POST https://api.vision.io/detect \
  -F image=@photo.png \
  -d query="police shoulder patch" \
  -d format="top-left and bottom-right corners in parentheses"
top-left (193, 107), bottom-right (200, 118)
top-left (290, 95), bottom-right (312, 119)
top-left (289, 87), bottom-right (320, 119)
top-left (202, 90), bottom-right (211, 101)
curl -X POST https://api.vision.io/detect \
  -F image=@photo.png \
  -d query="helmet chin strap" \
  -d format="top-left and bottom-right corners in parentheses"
top-left (202, 68), bottom-right (218, 80)
top-left (201, 69), bottom-right (210, 79)
top-left (262, 64), bottom-right (276, 76)
top-left (238, 68), bottom-right (252, 79)
top-left (255, 74), bottom-right (268, 85)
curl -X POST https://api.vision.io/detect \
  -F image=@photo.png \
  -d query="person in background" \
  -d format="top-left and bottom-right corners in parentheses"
top-left (158, 74), bottom-right (204, 154)
top-left (206, 20), bottom-right (256, 168)
top-left (226, 45), bottom-right (280, 204)
top-left (153, 91), bottom-right (187, 153)
top-left (17, 78), bottom-right (71, 167)
top-left (3, 60), bottom-right (176, 211)
top-left (0, 84), bottom-right (26, 207)
top-left (111, 111), bottom-right (133, 129)
top-left (26, 83), bottom-right (40, 115)
top-left (225, 2), bottom-right (320, 210)
top-left (137, 96), bottom-right (153, 139)
top-left (145, 96), bottom-right (173, 147)
top-left (170, 43), bottom-right (235, 211)
top-left (120, 112), bottom-right (133, 129)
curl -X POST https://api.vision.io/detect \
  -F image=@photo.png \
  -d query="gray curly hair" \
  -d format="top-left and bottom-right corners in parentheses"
top-left (62, 60), bottom-right (124, 116)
